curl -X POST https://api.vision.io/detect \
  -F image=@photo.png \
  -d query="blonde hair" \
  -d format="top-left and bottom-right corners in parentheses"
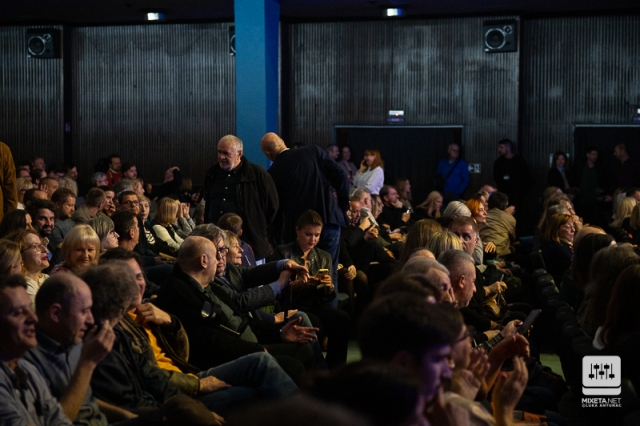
top-left (426, 231), bottom-right (463, 259)
top-left (630, 204), bottom-right (640, 230)
top-left (154, 197), bottom-right (180, 225)
top-left (417, 191), bottom-right (442, 218)
top-left (611, 197), bottom-right (636, 228)
top-left (61, 225), bottom-right (101, 268)
top-left (0, 239), bottom-right (21, 276)
top-left (16, 178), bottom-right (34, 193)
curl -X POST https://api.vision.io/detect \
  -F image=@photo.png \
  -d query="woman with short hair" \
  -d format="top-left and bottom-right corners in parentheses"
top-left (5, 229), bottom-right (49, 301)
top-left (0, 239), bottom-right (22, 278)
top-left (151, 197), bottom-right (184, 254)
top-left (88, 215), bottom-right (119, 252)
top-left (51, 224), bottom-right (101, 275)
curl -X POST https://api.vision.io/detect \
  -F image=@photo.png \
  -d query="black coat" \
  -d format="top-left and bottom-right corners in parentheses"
top-left (203, 157), bottom-right (279, 259)
top-left (267, 146), bottom-right (349, 244)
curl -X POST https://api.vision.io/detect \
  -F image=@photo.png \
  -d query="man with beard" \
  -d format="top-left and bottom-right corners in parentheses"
top-left (50, 188), bottom-right (77, 249)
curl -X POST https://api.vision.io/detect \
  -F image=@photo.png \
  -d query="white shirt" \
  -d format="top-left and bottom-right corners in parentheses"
top-left (353, 166), bottom-right (384, 195)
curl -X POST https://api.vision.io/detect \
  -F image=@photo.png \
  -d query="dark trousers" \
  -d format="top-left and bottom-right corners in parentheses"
top-left (305, 307), bottom-right (352, 369)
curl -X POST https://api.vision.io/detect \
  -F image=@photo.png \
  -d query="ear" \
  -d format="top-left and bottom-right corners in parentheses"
top-left (48, 303), bottom-right (63, 323)
top-left (129, 228), bottom-right (136, 240)
top-left (200, 253), bottom-right (208, 269)
top-left (237, 149), bottom-right (243, 159)
top-left (392, 350), bottom-right (418, 369)
top-left (454, 275), bottom-right (465, 291)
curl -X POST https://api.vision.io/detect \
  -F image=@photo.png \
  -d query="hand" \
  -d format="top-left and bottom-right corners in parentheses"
top-left (425, 387), bottom-right (471, 426)
top-left (198, 376), bottom-right (231, 394)
top-left (136, 303), bottom-right (172, 326)
top-left (155, 256), bottom-right (168, 265)
top-left (486, 281), bottom-right (507, 297)
top-left (359, 159), bottom-right (367, 172)
top-left (384, 248), bottom-right (395, 259)
top-left (320, 274), bottom-right (334, 294)
top-left (500, 320), bottom-right (522, 339)
top-left (401, 212), bottom-right (411, 222)
top-left (39, 183), bottom-right (49, 195)
top-left (451, 369), bottom-right (482, 401)
top-left (283, 260), bottom-right (308, 279)
top-left (389, 232), bottom-right (403, 242)
top-left (81, 320), bottom-right (115, 366)
top-left (274, 310), bottom-right (298, 324)
top-left (483, 241), bottom-right (497, 253)
top-left (497, 266), bottom-right (512, 277)
top-left (483, 330), bottom-right (501, 340)
top-left (276, 269), bottom-right (293, 290)
top-left (489, 335), bottom-right (530, 363)
top-left (280, 316), bottom-right (319, 344)
top-left (211, 411), bottom-right (225, 426)
top-left (344, 265), bottom-right (357, 280)
top-left (505, 205), bottom-right (516, 215)
top-left (393, 199), bottom-right (404, 209)
top-left (492, 356), bottom-right (528, 414)
top-left (364, 227), bottom-right (378, 241)
top-left (181, 203), bottom-right (190, 219)
top-left (358, 216), bottom-right (372, 231)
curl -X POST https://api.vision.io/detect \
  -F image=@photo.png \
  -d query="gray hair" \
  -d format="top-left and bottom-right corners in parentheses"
top-left (437, 250), bottom-right (474, 279)
top-left (219, 135), bottom-right (243, 151)
top-left (57, 177), bottom-right (78, 196)
top-left (90, 172), bottom-right (107, 187)
top-left (442, 201), bottom-right (471, 218)
top-left (113, 179), bottom-right (134, 197)
top-left (190, 223), bottom-right (226, 244)
top-left (88, 215), bottom-right (115, 243)
top-left (80, 262), bottom-right (139, 323)
top-left (402, 258), bottom-right (449, 277)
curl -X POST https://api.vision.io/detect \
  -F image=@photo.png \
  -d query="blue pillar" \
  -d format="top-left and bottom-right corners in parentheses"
top-left (234, 0), bottom-right (280, 165)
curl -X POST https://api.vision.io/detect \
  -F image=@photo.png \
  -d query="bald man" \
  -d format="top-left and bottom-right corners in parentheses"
top-left (261, 133), bottom-right (349, 305)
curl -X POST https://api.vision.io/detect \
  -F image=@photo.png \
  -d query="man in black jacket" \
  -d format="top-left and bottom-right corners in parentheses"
top-left (203, 135), bottom-right (279, 260)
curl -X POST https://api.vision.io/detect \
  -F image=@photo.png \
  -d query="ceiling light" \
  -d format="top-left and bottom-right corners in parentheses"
top-left (146, 12), bottom-right (165, 21)
top-left (385, 8), bottom-right (404, 17)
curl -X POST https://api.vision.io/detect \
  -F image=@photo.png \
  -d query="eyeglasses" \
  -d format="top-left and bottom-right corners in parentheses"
top-left (21, 243), bottom-right (48, 254)
top-left (216, 246), bottom-right (228, 259)
top-left (108, 229), bottom-right (118, 236)
top-left (122, 200), bottom-right (140, 206)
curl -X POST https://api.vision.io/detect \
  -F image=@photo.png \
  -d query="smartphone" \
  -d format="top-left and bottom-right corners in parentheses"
top-left (405, 208), bottom-right (411, 214)
top-left (316, 268), bottom-right (329, 278)
top-left (517, 309), bottom-right (541, 335)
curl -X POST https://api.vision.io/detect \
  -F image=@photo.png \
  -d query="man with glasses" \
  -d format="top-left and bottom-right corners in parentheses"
top-left (117, 191), bottom-right (140, 215)
top-left (71, 188), bottom-right (105, 225)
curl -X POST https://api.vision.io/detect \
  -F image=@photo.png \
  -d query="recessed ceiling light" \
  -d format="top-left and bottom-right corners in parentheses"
top-left (385, 8), bottom-right (403, 17)
top-left (147, 12), bottom-right (165, 21)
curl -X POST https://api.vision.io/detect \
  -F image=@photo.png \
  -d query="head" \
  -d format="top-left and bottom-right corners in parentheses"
top-left (65, 164), bottom-right (78, 181)
top-left (611, 197), bottom-right (636, 228)
top-left (137, 195), bottom-right (150, 221)
top-left (218, 213), bottom-right (243, 236)
top-left (401, 258), bottom-right (452, 304)
top-left (190, 225), bottom-right (227, 277)
top-left (260, 132), bottom-right (287, 162)
top-left (111, 211), bottom-right (139, 246)
top-left (0, 239), bottom-right (23, 277)
top-left (352, 188), bottom-right (372, 209)
top-left (447, 143), bottom-right (460, 161)
top-left (121, 162), bottom-right (137, 179)
top-left (465, 198), bottom-right (487, 224)
top-left (51, 188), bottom-right (76, 220)
top-left (613, 144), bottom-right (627, 160)
top-left (39, 177), bottom-right (59, 200)
top-left (585, 147), bottom-right (598, 164)
top-left (573, 225), bottom-right (606, 248)
top-left (81, 263), bottom-right (138, 324)
top-left (154, 197), bottom-right (179, 226)
top-left (117, 190), bottom-right (140, 215)
top-left (57, 177), bottom-right (78, 197)
top-left (426, 231), bottom-right (463, 259)
top-left (177, 236), bottom-right (219, 285)
top-left (375, 272), bottom-right (441, 304)
top-left (33, 156), bottom-right (46, 171)
top-left (419, 191), bottom-right (443, 217)
top-left (497, 139), bottom-right (514, 156)
top-left (101, 188), bottom-right (116, 217)
top-left (85, 188), bottom-right (106, 210)
top-left (91, 172), bottom-right (109, 188)
top-left (295, 210), bottom-right (323, 253)
top-left (88, 216), bottom-right (119, 251)
top-left (108, 154), bottom-right (121, 172)
top-left (379, 185), bottom-right (398, 207)
top-left (0, 275), bottom-right (38, 360)
top-left (27, 199), bottom-right (56, 237)
top-left (348, 200), bottom-right (362, 226)
top-left (35, 274), bottom-right (94, 347)
top-left (16, 178), bottom-right (33, 204)
top-left (99, 248), bottom-right (146, 308)
top-left (571, 232), bottom-right (615, 290)
top-left (449, 217), bottom-right (479, 256)
top-left (553, 151), bottom-right (567, 168)
top-left (398, 219), bottom-right (442, 268)
top-left (326, 144), bottom-right (339, 160)
top-left (395, 178), bottom-right (411, 197)
top-left (225, 231), bottom-right (244, 266)
top-left (442, 201), bottom-right (471, 219)
top-left (543, 213), bottom-right (574, 243)
top-left (0, 210), bottom-right (34, 238)
top-left (113, 179), bottom-right (134, 198)
top-left (5, 229), bottom-right (49, 275)
top-left (341, 146), bottom-right (352, 161)
top-left (488, 191), bottom-right (509, 211)
top-left (60, 225), bottom-right (101, 272)
top-left (358, 294), bottom-right (454, 402)
top-left (363, 149), bottom-right (384, 170)
top-left (217, 135), bottom-right (244, 171)
top-left (438, 305), bottom-right (472, 370)
top-left (437, 250), bottom-right (476, 308)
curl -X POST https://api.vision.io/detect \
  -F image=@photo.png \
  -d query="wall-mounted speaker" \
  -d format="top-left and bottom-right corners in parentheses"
top-left (483, 20), bottom-right (517, 53)
top-left (229, 26), bottom-right (236, 56)
top-left (26, 29), bottom-right (61, 58)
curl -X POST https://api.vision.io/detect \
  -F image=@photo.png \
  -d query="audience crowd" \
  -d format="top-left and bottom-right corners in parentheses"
top-left (0, 136), bottom-right (639, 425)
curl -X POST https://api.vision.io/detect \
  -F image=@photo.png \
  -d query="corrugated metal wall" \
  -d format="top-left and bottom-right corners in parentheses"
top-left (0, 26), bottom-right (64, 165)
top-left (72, 23), bottom-right (235, 184)
top-left (520, 15), bottom-right (640, 191)
top-left (284, 17), bottom-right (520, 192)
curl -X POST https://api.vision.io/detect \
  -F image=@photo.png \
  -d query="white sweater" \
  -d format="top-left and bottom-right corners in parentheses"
top-left (353, 166), bottom-right (384, 195)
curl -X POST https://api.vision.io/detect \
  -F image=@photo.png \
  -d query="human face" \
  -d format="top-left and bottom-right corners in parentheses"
top-left (434, 197), bottom-right (443, 212)
top-left (57, 196), bottom-right (76, 220)
top-left (70, 242), bottom-right (98, 270)
top-left (613, 146), bottom-right (623, 160)
top-left (132, 182), bottom-right (144, 196)
top-left (497, 144), bottom-right (508, 156)
top-left (33, 208), bottom-right (55, 237)
top-left (120, 195), bottom-right (140, 215)
top-left (96, 175), bottom-right (109, 187)
top-left (34, 158), bottom-right (45, 171)
top-left (103, 191), bottom-right (116, 216)
top-left (18, 169), bottom-right (30, 179)
top-left (450, 224), bottom-right (478, 255)
top-left (125, 258), bottom-right (146, 308)
top-left (448, 144), bottom-right (460, 160)
top-left (558, 221), bottom-right (575, 242)
top-left (123, 166), bottom-right (137, 179)
top-left (214, 238), bottom-right (228, 276)
top-left (586, 150), bottom-right (598, 164)
top-left (21, 234), bottom-right (49, 273)
top-left (139, 200), bottom-right (150, 220)
top-left (385, 188), bottom-right (399, 205)
top-left (555, 155), bottom-right (566, 168)
top-left (130, 220), bottom-right (140, 246)
top-left (25, 213), bottom-right (33, 231)
top-left (296, 225), bottom-right (322, 253)
top-left (474, 204), bottom-right (487, 224)
top-left (428, 269), bottom-right (453, 304)
top-left (109, 157), bottom-right (121, 172)
top-left (450, 325), bottom-right (474, 371)
top-left (217, 140), bottom-right (243, 171)
top-left (349, 201), bottom-right (362, 225)
top-left (67, 167), bottom-right (78, 180)
top-left (458, 265), bottom-right (476, 308)
top-left (341, 146), bottom-right (351, 161)
top-left (418, 344), bottom-right (452, 402)
top-left (103, 229), bottom-right (119, 250)
top-left (328, 146), bottom-right (339, 160)
top-left (0, 286), bottom-right (38, 359)
top-left (58, 283), bottom-right (94, 346)
top-left (227, 238), bottom-right (244, 266)
top-left (44, 180), bottom-right (59, 198)
top-left (364, 153), bottom-right (376, 166)
top-left (403, 180), bottom-right (411, 193)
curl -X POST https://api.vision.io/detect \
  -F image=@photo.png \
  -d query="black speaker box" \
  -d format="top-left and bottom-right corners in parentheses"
top-left (26, 29), bottom-right (61, 58)
top-left (483, 20), bottom-right (517, 53)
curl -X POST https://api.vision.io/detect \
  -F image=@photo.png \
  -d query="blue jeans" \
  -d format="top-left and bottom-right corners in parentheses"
top-left (197, 352), bottom-right (297, 414)
top-left (318, 224), bottom-right (341, 308)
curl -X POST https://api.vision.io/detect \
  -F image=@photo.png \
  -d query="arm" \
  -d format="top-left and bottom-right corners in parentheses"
top-left (260, 169), bottom-right (280, 226)
top-left (97, 399), bottom-right (138, 421)
top-left (319, 147), bottom-right (349, 212)
top-left (152, 225), bottom-right (182, 251)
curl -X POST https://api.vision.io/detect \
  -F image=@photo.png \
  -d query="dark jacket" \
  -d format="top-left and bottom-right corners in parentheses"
top-left (90, 325), bottom-right (181, 412)
top-left (267, 146), bottom-right (349, 244)
top-left (203, 157), bottom-right (279, 259)
top-left (218, 262), bottom-right (281, 313)
top-left (547, 168), bottom-right (571, 190)
top-left (377, 205), bottom-right (410, 231)
top-left (271, 242), bottom-right (336, 308)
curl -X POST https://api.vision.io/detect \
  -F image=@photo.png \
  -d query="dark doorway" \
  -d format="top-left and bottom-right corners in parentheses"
top-left (334, 125), bottom-right (463, 205)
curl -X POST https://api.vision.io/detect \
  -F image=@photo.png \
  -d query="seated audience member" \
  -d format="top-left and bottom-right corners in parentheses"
top-left (411, 190), bottom-right (443, 221)
top-left (99, 186), bottom-right (116, 217)
top-left (465, 198), bottom-right (495, 263)
top-left (621, 203), bottom-right (640, 244)
top-left (88, 216), bottom-right (120, 252)
top-left (155, 236), bottom-right (317, 375)
top-left (113, 179), bottom-right (134, 198)
top-left (32, 156), bottom-right (46, 171)
top-left (16, 177), bottom-right (33, 209)
top-left (51, 225), bottom-right (101, 275)
top-left (442, 200), bottom-right (472, 219)
top-left (0, 239), bottom-right (22, 278)
top-left (90, 172), bottom-right (109, 188)
top-left (0, 275), bottom-right (73, 425)
top-left (84, 263), bottom-right (222, 424)
top-left (64, 163), bottom-right (78, 181)
top-left (426, 231), bottom-right (462, 259)
top-left (173, 200), bottom-right (195, 239)
top-left (50, 188), bottom-right (77, 249)
top-left (72, 188), bottom-right (106, 225)
top-left (397, 219), bottom-right (442, 268)
top-left (23, 187), bottom-right (48, 209)
top-left (152, 197), bottom-right (184, 254)
top-left (121, 162), bottom-right (138, 180)
top-left (31, 168), bottom-right (47, 187)
top-left (17, 167), bottom-right (31, 179)
top-left (358, 293), bottom-right (527, 425)
top-left (608, 196), bottom-right (636, 242)
top-left (39, 176), bottom-right (59, 200)
top-left (540, 214), bottom-right (575, 279)
top-left (24, 274), bottom-right (123, 424)
top-left (5, 229), bottom-right (49, 302)
top-left (105, 154), bottom-right (122, 188)
top-left (578, 245), bottom-right (640, 338)
top-left (271, 210), bottom-right (352, 368)
top-left (0, 209), bottom-right (34, 237)
top-left (137, 195), bottom-right (162, 252)
top-left (401, 257), bottom-right (453, 303)
top-left (396, 178), bottom-right (412, 210)
top-left (100, 250), bottom-right (298, 415)
top-left (479, 192), bottom-right (516, 259)
top-left (351, 187), bottom-right (372, 210)
top-left (375, 271), bottom-right (442, 303)
top-left (132, 178), bottom-right (145, 197)
top-left (194, 202), bottom-right (206, 225)
top-left (377, 185), bottom-right (412, 231)
top-left (28, 199), bottom-right (58, 257)
top-left (218, 212), bottom-right (256, 267)
top-left (57, 177), bottom-right (78, 197)
top-left (47, 163), bottom-right (67, 180)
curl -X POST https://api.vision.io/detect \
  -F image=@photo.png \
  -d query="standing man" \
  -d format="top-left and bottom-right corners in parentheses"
top-left (575, 146), bottom-right (608, 226)
top-left (0, 142), bottom-right (17, 222)
top-left (435, 142), bottom-right (469, 205)
top-left (492, 139), bottom-right (530, 210)
top-left (260, 132), bottom-right (349, 302)
top-left (203, 135), bottom-right (279, 260)
top-left (325, 144), bottom-right (340, 161)
top-left (612, 143), bottom-right (640, 191)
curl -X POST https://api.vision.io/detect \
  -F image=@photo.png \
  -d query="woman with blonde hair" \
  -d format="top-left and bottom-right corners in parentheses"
top-left (0, 239), bottom-right (23, 278)
top-left (16, 177), bottom-right (33, 209)
top-left (611, 197), bottom-right (635, 228)
top-left (623, 204), bottom-right (640, 243)
top-left (395, 178), bottom-right (412, 210)
top-left (151, 197), bottom-right (184, 254)
top-left (397, 219), bottom-right (443, 268)
top-left (88, 215), bottom-right (119, 252)
top-left (353, 148), bottom-right (385, 195)
top-left (412, 191), bottom-right (442, 221)
top-left (426, 231), bottom-right (463, 259)
top-left (51, 225), bottom-right (101, 275)
top-left (5, 229), bottom-right (49, 301)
